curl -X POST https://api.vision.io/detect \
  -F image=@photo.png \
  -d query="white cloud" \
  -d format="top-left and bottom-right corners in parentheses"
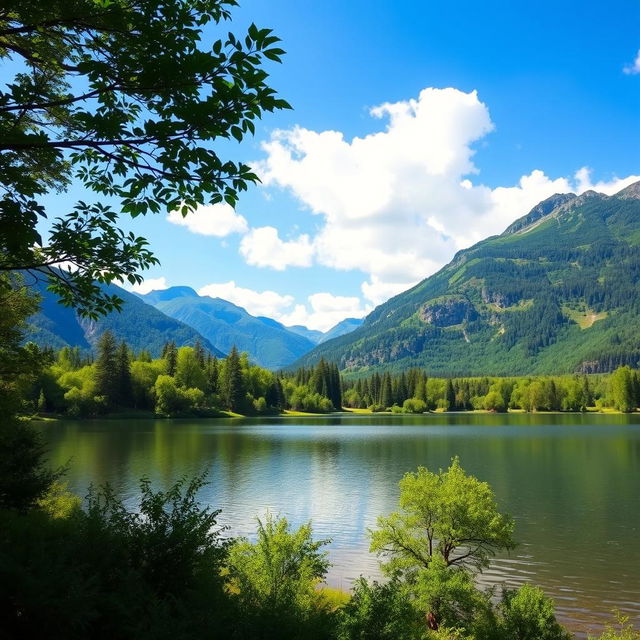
top-left (361, 276), bottom-right (413, 306)
top-left (255, 87), bottom-right (640, 303)
top-left (239, 226), bottom-right (314, 270)
top-left (623, 49), bottom-right (640, 74)
top-left (167, 203), bottom-right (248, 236)
top-left (196, 281), bottom-right (369, 332)
top-left (128, 276), bottom-right (169, 295)
top-left (279, 293), bottom-right (370, 332)
top-left (573, 167), bottom-right (640, 195)
top-left (198, 281), bottom-right (294, 318)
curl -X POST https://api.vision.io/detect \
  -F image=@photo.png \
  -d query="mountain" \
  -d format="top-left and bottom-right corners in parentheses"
top-left (286, 318), bottom-right (363, 345)
top-left (318, 318), bottom-right (364, 343)
top-left (286, 325), bottom-right (325, 344)
top-left (140, 287), bottom-right (316, 369)
top-left (295, 181), bottom-right (640, 376)
top-left (25, 280), bottom-right (222, 357)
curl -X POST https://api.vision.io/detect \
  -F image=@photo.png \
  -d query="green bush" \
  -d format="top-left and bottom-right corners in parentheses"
top-left (403, 398), bottom-right (427, 413)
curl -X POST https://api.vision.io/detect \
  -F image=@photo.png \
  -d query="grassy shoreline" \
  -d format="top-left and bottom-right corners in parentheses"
top-left (30, 406), bottom-right (638, 422)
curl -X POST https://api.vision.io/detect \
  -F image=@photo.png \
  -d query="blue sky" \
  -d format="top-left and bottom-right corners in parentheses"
top-left (52, 1), bottom-right (640, 330)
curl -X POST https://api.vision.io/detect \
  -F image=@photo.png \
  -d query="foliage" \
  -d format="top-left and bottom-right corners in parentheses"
top-left (371, 457), bottom-right (515, 575)
top-left (342, 367), bottom-right (635, 414)
top-left (227, 513), bottom-right (332, 639)
top-left (336, 577), bottom-right (424, 640)
top-left (1, 0), bottom-right (289, 316)
top-left (496, 584), bottom-right (572, 640)
top-left (0, 274), bottom-right (59, 510)
top-left (370, 458), bottom-right (515, 632)
top-left (0, 474), bottom-right (232, 640)
top-left (0, 419), bottom-right (60, 511)
top-left (588, 612), bottom-right (640, 640)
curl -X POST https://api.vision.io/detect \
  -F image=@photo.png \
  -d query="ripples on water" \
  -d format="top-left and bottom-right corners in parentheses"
top-left (40, 413), bottom-right (640, 637)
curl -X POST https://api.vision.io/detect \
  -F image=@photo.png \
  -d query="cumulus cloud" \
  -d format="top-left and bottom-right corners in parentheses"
top-left (623, 49), bottom-right (640, 74)
top-left (167, 203), bottom-right (248, 236)
top-left (573, 167), bottom-right (640, 195)
top-left (127, 276), bottom-right (168, 295)
top-left (255, 87), bottom-right (640, 304)
top-left (239, 226), bottom-right (314, 270)
top-left (196, 281), bottom-right (369, 332)
top-left (279, 293), bottom-right (370, 332)
top-left (198, 281), bottom-right (294, 318)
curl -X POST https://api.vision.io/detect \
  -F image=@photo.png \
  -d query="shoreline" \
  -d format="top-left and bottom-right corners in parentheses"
top-left (30, 406), bottom-right (639, 422)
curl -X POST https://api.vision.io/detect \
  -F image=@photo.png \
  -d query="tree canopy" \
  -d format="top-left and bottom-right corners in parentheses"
top-left (370, 457), bottom-right (515, 575)
top-left (0, 0), bottom-right (289, 316)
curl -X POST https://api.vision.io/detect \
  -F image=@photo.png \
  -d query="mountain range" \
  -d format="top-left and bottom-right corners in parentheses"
top-left (295, 181), bottom-right (640, 376)
top-left (138, 287), bottom-right (362, 369)
top-left (24, 280), bottom-right (223, 358)
top-left (24, 280), bottom-right (362, 368)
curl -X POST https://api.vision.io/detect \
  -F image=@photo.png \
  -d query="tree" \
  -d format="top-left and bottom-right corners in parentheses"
top-left (445, 379), bottom-right (456, 410)
top-left (0, 0), bottom-right (290, 316)
top-left (174, 346), bottom-right (206, 390)
top-left (0, 274), bottom-right (58, 510)
top-left (371, 458), bottom-right (514, 574)
top-left (94, 330), bottom-right (118, 406)
top-left (610, 366), bottom-right (635, 413)
top-left (497, 584), bottom-right (571, 640)
top-left (0, 474), bottom-right (233, 638)
top-left (370, 458), bottom-right (515, 629)
top-left (163, 340), bottom-right (178, 377)
top-left (220, 345), bottom-right (245, 412)
top-left (115, 340), bottom-right (132, 407)
top-left (227, 513), bottom-right (331, 638)
top-left (381, 373), bottom-right (393, 409)
top-left (337, 577), bottom-right (424, 640)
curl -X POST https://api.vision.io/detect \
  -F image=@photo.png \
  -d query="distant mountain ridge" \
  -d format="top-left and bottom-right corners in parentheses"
top-left (139, 287), bottom-right (316, 369)
top-left (138, 287), bottom-right (364, 369)
top-left (25, 280), bottom-right (221, 357)
top-left (294, 181), bottom-right (640, 376)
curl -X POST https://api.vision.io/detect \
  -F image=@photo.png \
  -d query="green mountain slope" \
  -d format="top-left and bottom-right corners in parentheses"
top-left (25, 280), bottom-right (221, 357)
top-left (295, 181), bottom-right (640, 376)
top-left (140, 287), bottom-right (316, 369)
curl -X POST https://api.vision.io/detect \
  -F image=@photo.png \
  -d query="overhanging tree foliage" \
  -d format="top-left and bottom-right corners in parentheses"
top-left (0, 0), bottom-right (290, 317)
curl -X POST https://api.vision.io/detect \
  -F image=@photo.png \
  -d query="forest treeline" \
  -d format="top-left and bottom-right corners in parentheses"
top-left (340, 367), bottom-right (640, 413)
top-left (27, 332), bottom-right (343, 418)
top-left (23, 331), bottom-right (640, 418)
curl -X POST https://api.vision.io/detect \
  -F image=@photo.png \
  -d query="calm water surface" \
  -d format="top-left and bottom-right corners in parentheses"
top-left (40, 413), bottom-right (640, 636)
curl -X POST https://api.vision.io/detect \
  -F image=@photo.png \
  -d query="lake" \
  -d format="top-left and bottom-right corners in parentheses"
top-left (39, 412), bottom-right (640, 637)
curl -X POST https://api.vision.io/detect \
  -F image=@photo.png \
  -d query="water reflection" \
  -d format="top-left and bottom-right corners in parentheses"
top-left (40, 413), bottom-right (640, 636)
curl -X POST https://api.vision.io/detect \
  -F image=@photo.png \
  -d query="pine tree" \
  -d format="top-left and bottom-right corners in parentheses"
top-left (330, 363), bottom-right (342, 409)
top-left (116, 341), bottom-right (132, 407)
top-left (445, 378), bottom-right (456, 411)
top-left (381, 373), bottom-right (393, 409)
top-left (397, 371), bottom-right (409, 405)
top-left (95, 330), bottom-right (119, 407)
top-left (206, 356), bottom-right (219, 395)
top-left (194, 339), bottom-right (206, 369)
top-left (221, 346), bottom-right (245, 412)
top-left (164, 341), bottom-right (178, 376)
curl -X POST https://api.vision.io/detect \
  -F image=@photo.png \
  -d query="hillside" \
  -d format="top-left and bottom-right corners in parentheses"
top-left (140, 287), bottom-right (316, 369)
top-left (25, 280), bottom-right (221, 357)
top-left (295, 181), bottom-right (640, 376)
